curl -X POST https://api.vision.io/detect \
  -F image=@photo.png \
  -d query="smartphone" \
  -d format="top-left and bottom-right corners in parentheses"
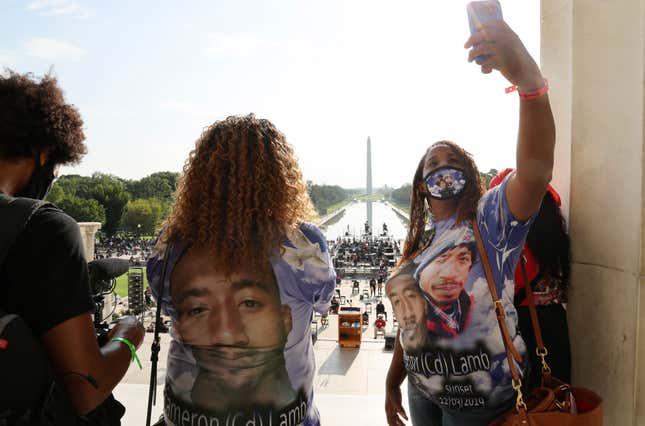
top-left (466, 0), bottom-right (503, 64)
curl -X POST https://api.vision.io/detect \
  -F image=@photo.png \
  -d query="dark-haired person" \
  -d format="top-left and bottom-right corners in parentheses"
top-left (147, 114), bottom-right (336, 425)
top-left (0, 70), bottom-right (144, 423)
top-left (385, 264), bottom-right (428, 353)
top-left (385, 20), bottom-right (555, 426)
top-left (489, 168), bottom-right (571, 391)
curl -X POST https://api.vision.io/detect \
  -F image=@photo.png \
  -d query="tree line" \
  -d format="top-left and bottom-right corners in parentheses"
top-left (48, 172), bottom-right (178, 236)
top-left (49, 175), bottom-right (353, 235)
top-left (49, 169), bottom-right (499, 235)
top-left (307, 183), bottom-right (347, 215)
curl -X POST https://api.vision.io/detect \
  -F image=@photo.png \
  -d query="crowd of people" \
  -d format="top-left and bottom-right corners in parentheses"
top-left (0, 14), bottom-right (573, 426)
top-left (331, 235), bottom-right (400, 269)
top-left (94, 235), bottom-right (155, 263)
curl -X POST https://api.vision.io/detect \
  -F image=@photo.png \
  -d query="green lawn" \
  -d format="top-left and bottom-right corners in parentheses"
top-left (114, 267), bottom-right (149, 297)
top-left (310, 199), bottom-right (351, 222)
top-left (389, 200), bottom-right (410, 214)
top-left (355, 194), bottom-right (384, 201)
top-left (325, 199), bottom-right (351, 214)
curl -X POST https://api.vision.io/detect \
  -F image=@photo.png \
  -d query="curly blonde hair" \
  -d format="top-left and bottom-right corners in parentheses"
top-left (164, 114), bottom-right (314, 276)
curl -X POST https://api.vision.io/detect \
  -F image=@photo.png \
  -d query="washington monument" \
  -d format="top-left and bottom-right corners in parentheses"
top-left (366, 136), bottom-right (373, 234)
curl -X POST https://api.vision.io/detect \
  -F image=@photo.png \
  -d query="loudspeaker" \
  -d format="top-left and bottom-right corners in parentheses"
top-left (128, 268), bottom-right (145, 315)
top-left (384, 332), bottom-right (396, 351)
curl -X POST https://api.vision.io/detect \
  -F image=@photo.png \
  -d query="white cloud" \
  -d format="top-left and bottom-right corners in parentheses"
top-left (27, 0), bottom-right (91, 19)
top-left (205, 34), bottom-right (279, 56)
top-left (28, 0), bottom-right (64, 11)
top-left (24, 38), bottom-right (84, 59)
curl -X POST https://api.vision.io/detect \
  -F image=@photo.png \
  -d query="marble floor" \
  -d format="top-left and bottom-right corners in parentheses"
top-left (114, 279), bottom-right (408, 425)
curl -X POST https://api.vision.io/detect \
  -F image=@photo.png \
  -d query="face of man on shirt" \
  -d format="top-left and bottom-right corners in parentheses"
top-left (171, 246), bottom-right (293, 399)
top-left (386, 273), bottom-right (428, 352)
top-left (419, 245), bottom-right (472, 305)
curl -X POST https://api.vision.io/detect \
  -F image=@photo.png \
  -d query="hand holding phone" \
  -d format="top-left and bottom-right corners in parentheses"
top-left (466, 1), bottom-right (503, 65)
top-left (464, 5), bottom-right (542, 89)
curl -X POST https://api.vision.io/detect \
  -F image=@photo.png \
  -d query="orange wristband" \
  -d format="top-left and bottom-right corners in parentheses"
top-left (505, 79), bottom-right (549, 100)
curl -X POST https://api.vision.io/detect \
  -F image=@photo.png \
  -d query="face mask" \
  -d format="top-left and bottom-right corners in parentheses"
top-left (15, 157), bottom-right (57, 200)
top-left (424, 166), bottom-right (467, 200)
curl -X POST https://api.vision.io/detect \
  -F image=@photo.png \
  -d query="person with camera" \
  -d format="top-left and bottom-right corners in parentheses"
top-left (0, 70), bottom-right (145, 425)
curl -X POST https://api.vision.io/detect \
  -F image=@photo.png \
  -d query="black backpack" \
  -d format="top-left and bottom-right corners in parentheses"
top-left (0, 193), bottom-right (104, 426)
top-left (0, 194), bottom-right (78, 425)
top-left (0, 194), bottom-right (125, 426)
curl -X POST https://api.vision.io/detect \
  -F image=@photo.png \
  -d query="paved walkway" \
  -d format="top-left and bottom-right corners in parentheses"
top-left (115, 279), bottom-right (409, 425)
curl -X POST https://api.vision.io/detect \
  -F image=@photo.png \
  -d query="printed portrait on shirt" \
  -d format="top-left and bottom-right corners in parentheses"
top-left (385, 263), bottom-right (429, 354)
top-left (414, 227), bottom-right (476, 338)
top-left (169, 245), bottom-right (301, 420)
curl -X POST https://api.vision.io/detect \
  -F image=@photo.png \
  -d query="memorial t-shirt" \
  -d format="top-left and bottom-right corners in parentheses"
top-left (147, 222), bottom-right (336, 426)
top-left (403, 174), bottom-right (531, 413)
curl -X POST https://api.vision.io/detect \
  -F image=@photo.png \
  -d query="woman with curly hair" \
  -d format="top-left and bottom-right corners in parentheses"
top-left (147, 114), bottom-right (336, 426)
top-left (385, 21), bottom-right (556, 426)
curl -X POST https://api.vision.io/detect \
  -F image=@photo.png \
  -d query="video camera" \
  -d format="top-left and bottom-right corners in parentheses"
top-left (87, 258), bottom-right (129, 344)
top-left (88, 258), bottom-right (129, 295)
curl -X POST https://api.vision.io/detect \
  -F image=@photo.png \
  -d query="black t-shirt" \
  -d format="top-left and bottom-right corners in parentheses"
top-left (0, 205), bottom-right (94, 335)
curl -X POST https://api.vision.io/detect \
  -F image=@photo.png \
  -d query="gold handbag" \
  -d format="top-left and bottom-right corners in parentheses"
top-left (472, 221), bottom-right (602, 426)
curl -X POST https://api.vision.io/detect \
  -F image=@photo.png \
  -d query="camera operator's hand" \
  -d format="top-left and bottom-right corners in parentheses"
top-left (108, 315), bottom-right (145, 349)
top-left (464, 20), bottom-right (543, 91)
top-left (42, 313), bottom-right (146, 415)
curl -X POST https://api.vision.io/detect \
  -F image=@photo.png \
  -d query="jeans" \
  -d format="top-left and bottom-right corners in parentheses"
top-left (441, 403), bottom-right (513, 426)
top-left (408, 381), bottom-right (442, 426)
top-left (407, 381), bottom-right (513, 426)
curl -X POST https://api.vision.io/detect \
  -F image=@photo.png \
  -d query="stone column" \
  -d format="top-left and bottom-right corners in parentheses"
top-left (77, 222), bottom-right (113, 320)
top-left (541, 0), bottom-right (572, 220)
top-left (78, 222), bottom-right (102, 261)
top-left (541, 0), bottom-right (645, 424)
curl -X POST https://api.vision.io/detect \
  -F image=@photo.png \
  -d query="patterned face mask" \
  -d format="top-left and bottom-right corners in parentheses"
top-left (424, 166), bottom-right (467, 200)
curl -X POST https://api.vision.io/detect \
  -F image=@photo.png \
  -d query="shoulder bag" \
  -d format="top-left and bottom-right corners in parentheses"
top-left (472, 221), bottom-right (602, 426)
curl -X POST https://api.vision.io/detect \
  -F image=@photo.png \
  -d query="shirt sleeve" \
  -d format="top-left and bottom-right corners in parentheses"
top-left (11, 207), bottom-right (94, 335)
top-left (477, 174), bottom-right (536, 295)
top-left (280, 223), bottom-right (337, 314)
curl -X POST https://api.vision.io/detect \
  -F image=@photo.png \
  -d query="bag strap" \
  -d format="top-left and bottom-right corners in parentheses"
top-left (146, 246), bottom-right (171, 426)
top-left (0, 193), bottom-right (47, 268)
top-left (519, 256), bottom-right (553, 385)
top-left (472, 220), bottom-right (528, 414)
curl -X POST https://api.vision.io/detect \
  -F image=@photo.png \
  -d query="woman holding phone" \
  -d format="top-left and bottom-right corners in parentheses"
top-left (384, 16), bottom-right (555, 426)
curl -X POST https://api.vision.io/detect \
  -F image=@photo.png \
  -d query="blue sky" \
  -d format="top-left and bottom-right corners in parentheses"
top-left (1, 0), bottom-right (540, 188)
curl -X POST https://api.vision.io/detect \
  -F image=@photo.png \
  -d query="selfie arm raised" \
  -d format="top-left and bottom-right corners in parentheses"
top-left (465, 21), bottom-right (555, 221)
